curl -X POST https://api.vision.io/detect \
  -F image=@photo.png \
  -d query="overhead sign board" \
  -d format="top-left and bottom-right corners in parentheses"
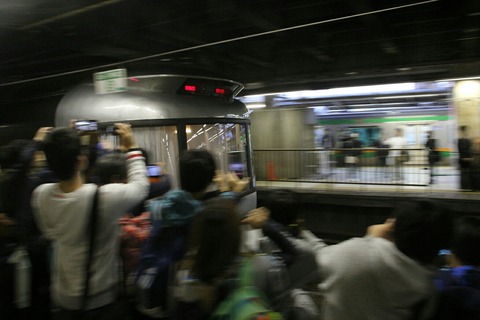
top-left (93, 68), bottom-right (127, 94)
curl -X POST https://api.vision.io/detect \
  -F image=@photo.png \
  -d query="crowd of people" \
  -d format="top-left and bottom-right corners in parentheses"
top-left (326, 127), bottom-right (415, 183)
top-left (321, 125), bottom-right (480, 187)
top-left (1, 124), bottom-right (479, 320)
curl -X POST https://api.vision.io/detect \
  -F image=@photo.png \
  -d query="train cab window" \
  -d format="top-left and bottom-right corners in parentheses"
top-left (125, 126), bottom-right (180, 188)
top-left (103, 123), bottom-right (251, 190)
top-left (186, 123), bottom-right (249, 179)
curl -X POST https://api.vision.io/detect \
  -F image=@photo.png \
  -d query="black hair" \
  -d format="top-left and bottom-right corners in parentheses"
top-left (451, 216), bottom-right (480, 266)
top-left (191, 197), bottom-right (241, 283)
top-left (0, 139), bottom-right (30, 170)
top-left (265, 189), bottom-right (300, 235)
top-left (42, 128), bottom-right (83, 180)
top-left (179, 149), bottom-right (216, 194)
top-left (0, 139), bottom-right (31, 218)
top-left (92, 151), bottom-right (127, 185)
top-left (393, 199), bottom-right (454, 265)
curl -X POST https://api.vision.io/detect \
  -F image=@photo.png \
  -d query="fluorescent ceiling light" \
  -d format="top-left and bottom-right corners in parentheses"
top-left (245, 82), bottom-right (417, 100)
top-left (436, 76), bottom-right (480, 82)
top-left (246, 104), bottom-right (266, 109)
top-left (373, 93), bottom-right (443, 100)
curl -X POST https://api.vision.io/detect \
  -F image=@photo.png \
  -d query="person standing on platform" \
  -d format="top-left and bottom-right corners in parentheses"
top-left (385, 128), bottom-right (407, 182)
top-left (425, 130), bottom-right (439, 185)
top-left (321, 128), bottom-right (335, 149)
top-left (433, 215), bottom-right (480, 319)
top-left (345, 133), bottom-right (362, 181)
top-left (457, 125), bottom-right (473, 191)
top-left (470, 137), bottom-right (480, 191)
top-left (314, 199), bottom-right (454, 320)
top-left (32, 124), bottom-right (149, 319)
top-left (373, 130), bottom-right (389, 167)
top-left (320, 128), bottom-right (335, 177)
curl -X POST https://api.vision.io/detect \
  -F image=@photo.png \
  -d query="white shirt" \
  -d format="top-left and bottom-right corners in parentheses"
top-left (318, 236), bottom-right (436, 320)
top-left (32, 150), bottom-right (149, 310)
top-left (385, 136), bottom-right (406, 157)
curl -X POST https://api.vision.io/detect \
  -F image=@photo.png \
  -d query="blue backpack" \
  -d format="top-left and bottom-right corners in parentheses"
top-left (135, 190), bottom-right (202, 318)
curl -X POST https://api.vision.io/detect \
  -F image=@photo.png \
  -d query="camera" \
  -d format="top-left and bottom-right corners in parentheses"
top-left (147, 165), bottom-right (162, 177)
top-left (147, 165), bottom-right (162, 183)
top-left (106, 125), bottom-right (119, 135)
top-left (75, 120), bottom-right (98, 132)
top-left (75, 120), bottom-right (99, 147)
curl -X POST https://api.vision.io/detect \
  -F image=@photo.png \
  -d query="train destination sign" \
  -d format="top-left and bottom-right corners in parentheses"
top-left (93, 69), bottom-right (127, 94)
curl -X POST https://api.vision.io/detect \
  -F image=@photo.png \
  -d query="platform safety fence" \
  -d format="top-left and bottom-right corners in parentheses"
top-left (252, 148), bottom-right (436, 186)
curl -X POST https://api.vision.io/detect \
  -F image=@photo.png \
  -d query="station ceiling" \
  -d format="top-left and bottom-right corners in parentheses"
top-left (0, 0), bottom-right (479, 107)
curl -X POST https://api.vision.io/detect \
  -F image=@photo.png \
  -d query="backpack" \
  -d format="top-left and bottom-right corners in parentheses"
top-left (134, 190), bottom-right (203, 318)
top-left (210, 257), bottom-right (284, 320)
top-left (135, 222), bottom-right (189, 318)
top-left (119, 212), bottom-right (151, 287)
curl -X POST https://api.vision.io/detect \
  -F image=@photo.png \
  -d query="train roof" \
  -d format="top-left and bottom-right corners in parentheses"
top-left (55, 74), bottom-right (249, 127)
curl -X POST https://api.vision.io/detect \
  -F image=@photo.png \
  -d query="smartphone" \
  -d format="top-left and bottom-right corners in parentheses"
top-left (75, 120), bottom-right (98, 131)
top-left (105, 125), bottom-right (118, 135)
top-left (438, 249), bottom-right (451, 256)
top-left (147, 165), bottom-right (162, 177)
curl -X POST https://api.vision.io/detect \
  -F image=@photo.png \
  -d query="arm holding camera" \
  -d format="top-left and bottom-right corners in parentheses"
top-left (115, 123), bottom-right (139, 152)
top-left (102, 123), bottom-right (149, 212)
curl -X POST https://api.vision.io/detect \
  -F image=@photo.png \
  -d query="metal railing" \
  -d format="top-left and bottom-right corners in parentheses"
top-left (253, 148), bottom-right (438, 186)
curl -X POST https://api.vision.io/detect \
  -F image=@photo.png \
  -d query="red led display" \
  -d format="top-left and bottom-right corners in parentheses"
top-left (179, 80), bottom-right (231, 100)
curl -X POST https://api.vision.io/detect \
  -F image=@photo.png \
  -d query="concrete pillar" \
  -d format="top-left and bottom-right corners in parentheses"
top-left (453, 80), bottom-right (480, 137)
top-left (250, 108), bottom-right (315, 179)
top-left (250, 108), bottom-right (315, 149)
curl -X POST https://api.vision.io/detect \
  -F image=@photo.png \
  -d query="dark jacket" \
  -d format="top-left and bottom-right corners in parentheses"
top-left (434, 266), bottom-right (480, 319)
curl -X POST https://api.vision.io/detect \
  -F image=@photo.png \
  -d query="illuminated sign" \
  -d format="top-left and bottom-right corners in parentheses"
top-left (93, 69), bottom-right (127, 94)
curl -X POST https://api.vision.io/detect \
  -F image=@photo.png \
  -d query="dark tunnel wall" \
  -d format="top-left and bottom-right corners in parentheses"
top-left (0, 95), bottom-right (59, 146)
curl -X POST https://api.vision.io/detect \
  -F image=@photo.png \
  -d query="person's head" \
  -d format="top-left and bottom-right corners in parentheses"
top-left (42, 127), bottom-right (84, 180)
top-left (179, 149), bottom-right (216, 195)
top-left (451, 216), bottom-right (480, 266)
top-left (460, 125), bottom-right (469, 136)
top-left (92, 151), bottom-right (127, 185)
top-left (265, 189), bottom-right (300, 236)
top-left (393, 199), bottom-right (454, 265)
top-left (395, 128), bottom-right (403, 137)
top-left (190, 197), bottom-right (241, 282)
top-left (0, 139), bottom-right (30, 170)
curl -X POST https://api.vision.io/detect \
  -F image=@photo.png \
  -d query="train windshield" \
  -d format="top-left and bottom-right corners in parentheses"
top-left (130, 126), bottom-right (179, 184)
top-left (104, 122), bottom-right (251, 189)
top-left (186, 123), bottom-right (248, 179)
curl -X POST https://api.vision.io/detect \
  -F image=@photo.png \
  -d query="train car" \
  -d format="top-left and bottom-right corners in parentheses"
top-left (316, 112), bottom-right (457, 165)
top-left (55, 74), bottom-right (256, 213)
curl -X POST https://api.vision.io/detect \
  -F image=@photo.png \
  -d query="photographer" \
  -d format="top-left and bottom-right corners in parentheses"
top-left (31, 123), bottom-right (148, 320)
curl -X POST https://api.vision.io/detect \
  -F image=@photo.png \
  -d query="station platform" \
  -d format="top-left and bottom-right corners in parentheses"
top-left (255, 166), bottom-right (480, 242)
top-left (257, 165), bottom-right (479, 200)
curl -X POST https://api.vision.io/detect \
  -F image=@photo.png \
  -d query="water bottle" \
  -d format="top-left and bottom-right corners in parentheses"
top-left (7, 245), bottom-right (31, 309)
